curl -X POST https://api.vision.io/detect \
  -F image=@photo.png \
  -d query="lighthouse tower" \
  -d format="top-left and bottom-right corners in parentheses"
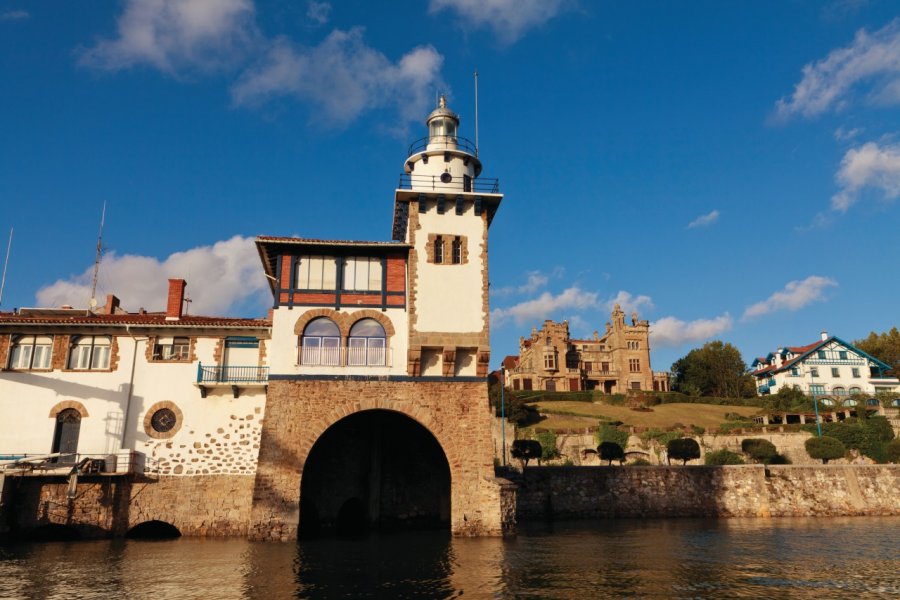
top-left (393, 96), bottom-right (503, 378)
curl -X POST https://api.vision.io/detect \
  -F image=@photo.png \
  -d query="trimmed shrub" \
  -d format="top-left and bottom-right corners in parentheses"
top-left (598, 441), bottom-right (625, 465)
top-left (818, 416), bottom-right (895, 463)
top-left (667, 438), bottom-right (701, 465)
top-left (767, 453), bottom-right (791, 465)
top-left (704, 449), bottom-right (745, 465)
top-left (741, 438), bottom-right (778, 463)
top-left (630, 458), bottom-right (651, 466)
top-left (886, 438), bottom-right (900, 464)
top-left (511, 440), bottom-right (542, 467)
top-left (805, 436), bottom-right (846, 464)
top-left (596, 423), bottom-right (629, 448)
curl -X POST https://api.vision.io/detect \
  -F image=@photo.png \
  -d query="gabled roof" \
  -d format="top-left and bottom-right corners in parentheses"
top-left (501, 355), bottom-right (519, 370)
top-left (753, 335), bottom-right (891, 377)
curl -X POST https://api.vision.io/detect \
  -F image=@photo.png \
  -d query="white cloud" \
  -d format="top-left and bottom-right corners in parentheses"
top-left (831, 140), bottom-right (900, 212)
top-left (605, 290), bottom-right (653, 314)
top-left (35, 235), bottom-right (267, 316)
top-left (491, 286), bottom-right (599, 327)
top-left (834, 126), bottom-right (862, 141)
top-left (491, 270), bottom-right (549, 297)
top-left (742, 275), bottom-right (838, 320)
top-left (650, 314), bottom-right (733, 348)
top-left (231, 28), bottom-right (444, 126)
top-left (0, 10), bottom-right (29, 21)
top-left (687, 209), bottom-right (720, 228)
top-left (78, 0), bottom-right (257, 74)
top-left (306, 1), bottom-right (330, 25)
top-left (775, 19), bottom-right (900, 120)
top-left (428, 0), bottom-right (566, 44)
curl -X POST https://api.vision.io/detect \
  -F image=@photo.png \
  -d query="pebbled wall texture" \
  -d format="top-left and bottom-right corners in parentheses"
top-left (515, 464), bottom-right (900, 521)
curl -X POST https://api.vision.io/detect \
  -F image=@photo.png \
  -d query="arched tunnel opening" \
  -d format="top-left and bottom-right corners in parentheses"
top-left (299, 410), bottom-right (451, 538)
top-left (125, 520), bottom-right (182, 540)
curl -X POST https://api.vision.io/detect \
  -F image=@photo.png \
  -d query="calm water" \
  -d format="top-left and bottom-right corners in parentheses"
top-left (1, 517), bottom-right (898, 599)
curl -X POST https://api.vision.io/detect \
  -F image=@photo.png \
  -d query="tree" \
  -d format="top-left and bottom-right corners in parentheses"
top-left (667, 438), bottom-right (701, 465)
top-left (741, 438), bottom-right (778, 463)
top-left (854, 327), bottom-right (900, 376)
top-left (598, 441), bottom-right (625, 465)
top-left (511, 440), bottom-right (542, 468)
top-left (671, 341), bottom-right (755, 398)
top-left (805, 436), bottom-right (845, 464)
top-left (704, 449), bottom-right (744, 465)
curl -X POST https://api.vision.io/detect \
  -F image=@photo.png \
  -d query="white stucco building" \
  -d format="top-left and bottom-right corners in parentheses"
top-left (751, 331), bottom-right (899, 407)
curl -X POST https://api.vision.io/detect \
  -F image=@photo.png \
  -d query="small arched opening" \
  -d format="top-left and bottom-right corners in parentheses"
top-left (126, 520), bottom-right (182, 540)
top-left (299, 410), bottom-right (451, 538)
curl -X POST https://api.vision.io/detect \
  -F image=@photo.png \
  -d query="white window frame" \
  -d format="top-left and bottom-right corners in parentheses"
top-left (8, 335), bottom-right (53, 370)
top-left (68, 335), bottom-right (111, 370)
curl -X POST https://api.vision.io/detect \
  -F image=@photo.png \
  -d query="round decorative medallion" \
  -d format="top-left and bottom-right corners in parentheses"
top-left (150, 408), bottom-right (177, 433)
top-left (143, 401), bottom-right (183, 439)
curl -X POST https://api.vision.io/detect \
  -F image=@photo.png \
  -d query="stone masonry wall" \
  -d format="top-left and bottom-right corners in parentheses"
top-left (249, 379), bottom-right (509, 541)
top-left (515, 465), bottom-right (900, 521)
top-left (2, 475), bottom-right (254, 539)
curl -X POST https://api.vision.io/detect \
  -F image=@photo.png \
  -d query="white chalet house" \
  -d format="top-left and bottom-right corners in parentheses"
top-left (751, 331), bottom-right (899, 407)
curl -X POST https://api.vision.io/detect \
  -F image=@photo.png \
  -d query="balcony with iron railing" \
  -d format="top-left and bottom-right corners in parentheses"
top-left (297, 345), bottom-right (394, 369)
top-left (397, 173), bottom-right (500, 194)
top-left (407, 136), bottom-right (479, 157)
top-left (195, 363), bottom-right (268, 398)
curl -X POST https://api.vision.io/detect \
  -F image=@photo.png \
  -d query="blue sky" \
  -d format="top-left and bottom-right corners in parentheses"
top-left (1, 0), bottom-right (899, 371)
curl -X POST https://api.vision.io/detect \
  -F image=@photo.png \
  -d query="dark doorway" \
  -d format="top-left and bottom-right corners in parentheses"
top-left (299, 410), bottom-right (451, 538)
top-left (52, 409), bottom-right (81, 464)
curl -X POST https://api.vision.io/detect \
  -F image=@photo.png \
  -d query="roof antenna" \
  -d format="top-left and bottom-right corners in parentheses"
top-left (473, 69), bottom-right (480, 157)
top-left (0, 227), bottom-right (12, 307)
top-left (89, 201), bottom-right (106, 312)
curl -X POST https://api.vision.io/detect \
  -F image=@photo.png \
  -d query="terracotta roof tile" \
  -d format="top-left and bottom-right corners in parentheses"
top-left (0, 312), bottom-right (270, 329)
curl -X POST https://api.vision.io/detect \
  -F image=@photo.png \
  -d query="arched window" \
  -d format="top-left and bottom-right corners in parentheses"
top-left (301, 318), bottom-right (340, 366)
top-left (348, 318), bottom-right (386, 366)
top-left (68, 336), bottom-right (111, 370)
top-left (848, 387), bottom-right (862, 395)
top-left (8, 335), bottom-right (53, 370)
top-left (832, 386), bottom-right (846, 396)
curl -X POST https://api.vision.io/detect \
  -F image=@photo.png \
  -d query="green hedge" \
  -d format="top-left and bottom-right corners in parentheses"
top-left (705, 449), bottom-right (745, 465)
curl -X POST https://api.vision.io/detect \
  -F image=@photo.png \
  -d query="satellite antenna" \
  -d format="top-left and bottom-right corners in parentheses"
top-left (0, 227), bottom-right (12, 307)
top-left (89, 202), bottom-right (106, 311)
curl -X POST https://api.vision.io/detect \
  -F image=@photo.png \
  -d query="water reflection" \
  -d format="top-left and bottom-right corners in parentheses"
top-left (1, 517), bottom-right (898, 599)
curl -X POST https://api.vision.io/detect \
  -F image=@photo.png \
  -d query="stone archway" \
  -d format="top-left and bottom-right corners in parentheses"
top-left (298, 409), bottom-right (451, 537)
top-left (248, 379), bottom-right (511, 541)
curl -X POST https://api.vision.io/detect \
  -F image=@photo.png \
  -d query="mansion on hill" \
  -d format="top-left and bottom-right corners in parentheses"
top-left (503, 305), bottom-right (670, 394)
top-left (751, 331), bottom-right (899, 403)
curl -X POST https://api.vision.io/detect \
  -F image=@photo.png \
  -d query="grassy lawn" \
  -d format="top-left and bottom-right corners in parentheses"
top-left (530, 401), bottom-right (761, 430)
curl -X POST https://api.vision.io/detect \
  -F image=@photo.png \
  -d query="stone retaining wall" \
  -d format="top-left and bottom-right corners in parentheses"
top-left (515, 465), bottom-right (900, 521)
top-left (1, 474), bottom-right (254, 539)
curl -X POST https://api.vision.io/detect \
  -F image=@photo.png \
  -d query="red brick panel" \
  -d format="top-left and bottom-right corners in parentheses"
top-left (280, 255), bottom-right (292, 288)
top-left (387, 296), bottom-right (405, 306)
top-left (293, 292), bottom-right (336, 304)
top-left (339, 294), bottom-right (380, 305)
top-left (386, 254), bottom-right (406, 292)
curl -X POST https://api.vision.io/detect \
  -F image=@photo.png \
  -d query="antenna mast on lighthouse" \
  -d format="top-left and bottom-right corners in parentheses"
top-left (0, 227), bottom-right (12, 307)
top-left (89, 202), bottom-right (106, 312)
top-left (473, 70), bottom-right (480, 157)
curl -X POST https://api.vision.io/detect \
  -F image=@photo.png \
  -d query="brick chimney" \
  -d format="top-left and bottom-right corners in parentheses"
top-left (166, 279), bottom-right (186, 320)
top-left (103, 294), bottom-right (120, 315)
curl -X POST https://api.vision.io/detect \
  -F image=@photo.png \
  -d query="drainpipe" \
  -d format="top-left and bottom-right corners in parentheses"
top-left (122, 325), bottom-right (147, 451)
